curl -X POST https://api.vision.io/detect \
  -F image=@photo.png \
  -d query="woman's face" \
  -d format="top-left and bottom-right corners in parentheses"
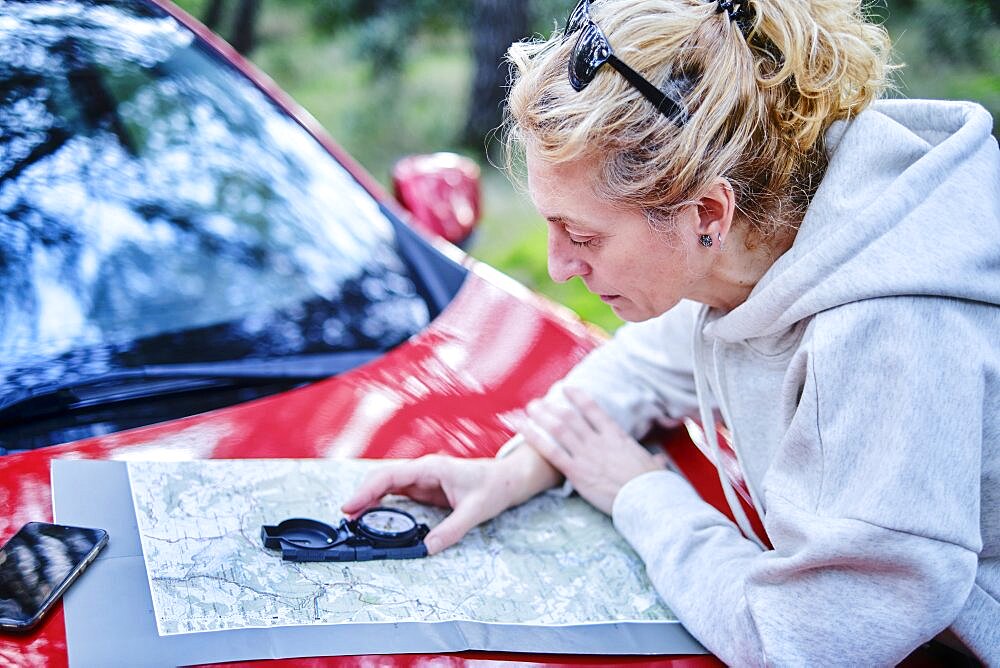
top-left (526, 148), bottom-right (702, 322)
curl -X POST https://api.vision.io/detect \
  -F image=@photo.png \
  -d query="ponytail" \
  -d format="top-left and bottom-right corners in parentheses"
top-left (748, 0), bottom-right (893, 152)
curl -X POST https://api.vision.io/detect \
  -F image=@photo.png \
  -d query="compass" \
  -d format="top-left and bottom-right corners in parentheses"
top-left (261, 506), bottom-right (429, 562)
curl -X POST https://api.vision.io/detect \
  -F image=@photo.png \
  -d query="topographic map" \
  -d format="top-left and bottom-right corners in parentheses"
top-left (127, 459), bottom-right (675, 636)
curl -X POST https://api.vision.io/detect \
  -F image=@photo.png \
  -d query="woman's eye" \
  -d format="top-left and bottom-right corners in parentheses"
top-left (569, 236), bottom-right (599, 248)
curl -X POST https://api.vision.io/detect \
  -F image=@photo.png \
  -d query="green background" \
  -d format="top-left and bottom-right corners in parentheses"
top-left (174, 0), bottom-right (999, 332)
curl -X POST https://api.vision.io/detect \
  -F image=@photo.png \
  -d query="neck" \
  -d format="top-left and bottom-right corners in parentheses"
top-left (699, 223), bottom-right (798, 312)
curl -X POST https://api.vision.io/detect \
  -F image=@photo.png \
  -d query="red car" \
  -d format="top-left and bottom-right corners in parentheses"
top-left (0, 0), bottom-right (724, 665)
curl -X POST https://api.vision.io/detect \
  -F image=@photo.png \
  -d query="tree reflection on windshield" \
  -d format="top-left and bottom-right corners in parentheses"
top-left (0, 0), bottom-right (449, 416)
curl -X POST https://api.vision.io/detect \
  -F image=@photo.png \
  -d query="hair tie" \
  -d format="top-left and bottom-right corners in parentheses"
top-left (713, 0), bottom-right (752, 33)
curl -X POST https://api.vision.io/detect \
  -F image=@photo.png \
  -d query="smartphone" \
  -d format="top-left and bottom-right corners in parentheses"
top-left (0, 522), bottom-right (108, 633)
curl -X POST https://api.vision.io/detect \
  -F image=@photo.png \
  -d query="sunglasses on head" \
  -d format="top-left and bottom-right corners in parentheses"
top-left (563, 0), bottom-right (685, 123)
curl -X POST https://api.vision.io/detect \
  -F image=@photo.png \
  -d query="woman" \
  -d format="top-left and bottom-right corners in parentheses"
top-left (344, 0), bottom-right (1000, 662)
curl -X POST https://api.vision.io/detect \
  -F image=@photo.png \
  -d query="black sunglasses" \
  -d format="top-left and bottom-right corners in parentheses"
top-left (563, 0), bottom-right (685, 123)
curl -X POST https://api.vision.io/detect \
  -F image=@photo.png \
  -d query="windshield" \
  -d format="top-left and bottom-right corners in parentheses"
top-left (0, 0), bottom-right (465, 449)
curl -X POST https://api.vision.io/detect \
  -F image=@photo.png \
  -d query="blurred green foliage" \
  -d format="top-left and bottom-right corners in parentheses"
top-left (307, 0), bottom-right (466, 75)
top-left (173, 0), bottom-right (998, 333)
top-left (877, 0), bottom-right (999, 132)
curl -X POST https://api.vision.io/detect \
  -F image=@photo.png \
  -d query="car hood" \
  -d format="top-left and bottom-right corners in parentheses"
top-left (0, 266), bottom-right (602, 535)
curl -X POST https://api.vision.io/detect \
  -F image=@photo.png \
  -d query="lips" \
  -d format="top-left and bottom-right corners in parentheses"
top-left (584, 281), bottom-right (621, 303)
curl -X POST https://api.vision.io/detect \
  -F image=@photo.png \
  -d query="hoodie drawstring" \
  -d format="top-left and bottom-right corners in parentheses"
top-left (692, 306), bottom-right (767, 549)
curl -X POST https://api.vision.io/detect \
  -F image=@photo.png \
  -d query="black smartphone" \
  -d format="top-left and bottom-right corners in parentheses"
top-left (0, 522), bottom-right (109, 633)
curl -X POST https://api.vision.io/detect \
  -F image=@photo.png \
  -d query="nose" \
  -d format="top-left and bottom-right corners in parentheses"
top-left (547, 231), bottom-right (591, 284)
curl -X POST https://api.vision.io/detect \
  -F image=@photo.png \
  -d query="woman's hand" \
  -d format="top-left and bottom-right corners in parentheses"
top-left (519, 386), bottom-right (665, 515)
top-left (341, 446), bottom-right (561, 555)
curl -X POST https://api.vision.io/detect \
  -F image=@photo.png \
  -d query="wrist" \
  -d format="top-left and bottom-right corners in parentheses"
top-left (496, 438), bottom-right (563, 507)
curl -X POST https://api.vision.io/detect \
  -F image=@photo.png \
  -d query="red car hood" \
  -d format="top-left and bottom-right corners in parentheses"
top-left (1, 265), bottom-right (602, 532)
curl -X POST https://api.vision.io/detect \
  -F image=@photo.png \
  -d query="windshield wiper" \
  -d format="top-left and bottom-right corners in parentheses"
top-left (0, 350), bottom-right (383, 420)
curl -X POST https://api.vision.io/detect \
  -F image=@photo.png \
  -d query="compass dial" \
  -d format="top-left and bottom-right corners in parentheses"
top-left (357, 508), bottom-right (417, 537)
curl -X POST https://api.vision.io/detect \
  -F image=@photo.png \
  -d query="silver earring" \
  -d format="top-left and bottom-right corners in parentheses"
top-left (699, 234), bottom-right (713, 248)
top-left (717, 233), bottom-right (724, 250)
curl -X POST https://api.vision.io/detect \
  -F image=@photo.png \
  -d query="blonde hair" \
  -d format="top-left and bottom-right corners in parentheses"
top-left (504, 0), bottom-right (894, 241)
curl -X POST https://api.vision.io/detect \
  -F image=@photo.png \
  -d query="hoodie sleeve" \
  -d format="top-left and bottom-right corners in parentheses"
top-left (543, 300), bottom-right (703, 437)
top-left (612, 296), bottom-right (984, 665)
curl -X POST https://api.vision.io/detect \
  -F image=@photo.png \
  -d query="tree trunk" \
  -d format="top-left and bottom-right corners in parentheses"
top-left (230, 0), bottom-right (261, 55)
top-left (461, 0), bottom-right (530, 156)
top-left (202, 0), bottom-right (226, 32)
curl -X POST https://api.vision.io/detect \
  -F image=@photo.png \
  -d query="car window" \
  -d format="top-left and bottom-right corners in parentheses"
top-left (1, 0), bottom-right (434, 362)
top-left (0, 0), bottom-right (466, 450)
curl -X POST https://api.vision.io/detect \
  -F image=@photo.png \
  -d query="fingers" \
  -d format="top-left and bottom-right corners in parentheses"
top-left (340, 461), bottom-right (429, 516)
top-left (563, 386), bottom-right (624, 436)
top-left (528, 399), bottom-right (588, 444)
top-left (341, 456), bottom-right (513, 557)
top-left (521, 388), bottom-right (608, 468)
top-left (423, 500), bottom-right (489, 555)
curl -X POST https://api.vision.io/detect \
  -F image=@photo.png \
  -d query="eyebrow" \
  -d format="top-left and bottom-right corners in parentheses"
top-left (545, 215), bottom-right (598, 234)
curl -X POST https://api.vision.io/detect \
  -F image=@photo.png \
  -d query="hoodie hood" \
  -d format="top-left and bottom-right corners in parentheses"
top-left (706, 99), bottom-right (1000, 344)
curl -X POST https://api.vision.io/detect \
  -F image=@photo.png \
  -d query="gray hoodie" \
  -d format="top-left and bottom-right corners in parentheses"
top-left (551, 99), bottom-right (1000, 664)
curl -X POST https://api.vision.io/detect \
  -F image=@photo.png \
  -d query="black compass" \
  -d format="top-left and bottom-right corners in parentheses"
top-left (261, 507), bottom-right (429, 562)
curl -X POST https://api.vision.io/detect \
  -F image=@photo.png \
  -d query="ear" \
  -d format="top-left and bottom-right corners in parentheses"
top-left (692, 178), bottom-right (736, 243)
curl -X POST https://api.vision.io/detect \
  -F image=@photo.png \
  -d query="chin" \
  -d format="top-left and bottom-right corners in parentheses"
top-left (612, 299), bottom-right (677, 323)
top-left (610, 303), bottom-right (653, 323)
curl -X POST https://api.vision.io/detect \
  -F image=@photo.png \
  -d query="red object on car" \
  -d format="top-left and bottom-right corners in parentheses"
top-left (393, 152), bottom-right (482, 247)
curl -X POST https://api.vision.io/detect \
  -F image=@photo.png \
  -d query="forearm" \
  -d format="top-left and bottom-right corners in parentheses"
top-left (614, 472), bottom-right (978, 665)
top-left (495, 435), bottom-right (564, 507)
